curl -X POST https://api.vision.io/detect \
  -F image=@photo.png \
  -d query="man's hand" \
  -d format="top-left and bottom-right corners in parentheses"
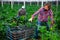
top-left (28, 18), bottom-right (33, 22)
top-left (50, 21), bottom-right (54, 29)
top-left (51, 20), bottom-right (54, 25)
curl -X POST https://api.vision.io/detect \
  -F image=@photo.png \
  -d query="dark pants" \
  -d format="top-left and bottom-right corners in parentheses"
top-left (35, 20), bottom-right (50, 39)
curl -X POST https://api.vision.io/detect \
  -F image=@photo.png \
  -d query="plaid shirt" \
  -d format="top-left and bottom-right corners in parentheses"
top-left (32, 7), bottom-right (53, 22)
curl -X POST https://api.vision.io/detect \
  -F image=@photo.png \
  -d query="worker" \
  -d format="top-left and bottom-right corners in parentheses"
top-left (16, 6), bottom-right (26, 26)
top-left (17, 6), bottom-right (26, 18)
top-left (29, 2), bottom-right (54, 39)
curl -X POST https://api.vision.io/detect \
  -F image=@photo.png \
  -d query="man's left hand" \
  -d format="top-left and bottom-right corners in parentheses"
top-left (51, 20), bottom-right (54, 25)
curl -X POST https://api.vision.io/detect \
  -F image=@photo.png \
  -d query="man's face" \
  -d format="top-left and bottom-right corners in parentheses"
top-left (44, 5), bottom-right (49, 11)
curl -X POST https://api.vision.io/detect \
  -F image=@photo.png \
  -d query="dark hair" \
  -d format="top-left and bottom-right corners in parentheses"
top-left (44, 2), bottom-right (51, 10)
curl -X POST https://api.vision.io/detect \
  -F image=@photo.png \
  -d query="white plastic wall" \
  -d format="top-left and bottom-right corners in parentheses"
top-left (1, 0), bottom-right (56, 2)
top-left (0, 0), bottom-right (57, 9)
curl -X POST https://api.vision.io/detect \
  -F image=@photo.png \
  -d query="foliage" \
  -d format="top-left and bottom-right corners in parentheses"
top-left (0, 3), bottom-right (60, 40)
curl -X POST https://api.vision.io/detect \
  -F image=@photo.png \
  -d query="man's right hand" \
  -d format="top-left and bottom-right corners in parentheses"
top-left (28, 18), bottom-right (32, 22)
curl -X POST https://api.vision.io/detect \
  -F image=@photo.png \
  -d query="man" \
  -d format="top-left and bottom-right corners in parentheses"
top-left (18, 6), bottom-right (26, 17)
top-left (29, 2), bottom-right (54, 39)
top-left (17, 6), bottom-right (26, 26)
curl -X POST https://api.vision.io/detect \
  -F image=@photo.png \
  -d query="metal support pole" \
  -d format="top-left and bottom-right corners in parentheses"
top-left (30, 0), bottom-right (31, 6)
top-left (41, 0), bottom-right (43, 7)
top-left (37, 0), bottom-right (39, 6)
top-left (1, 0), bottom-right (3, 7)
top-left (24, 0), bottom-right (25, 8)
top-left (55, 0), bottom-right (58, 18)
top-left (18, 2), bottom-right (20, 6)
top-left (11, 1), bottom-right (14, 9)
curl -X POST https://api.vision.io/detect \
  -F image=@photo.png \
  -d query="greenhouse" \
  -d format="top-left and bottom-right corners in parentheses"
top-left (0, 0), bottom-right (60, 40)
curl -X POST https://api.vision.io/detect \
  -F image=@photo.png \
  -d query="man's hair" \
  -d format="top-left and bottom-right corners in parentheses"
top-left (44, 2), bottom-right (51, 10)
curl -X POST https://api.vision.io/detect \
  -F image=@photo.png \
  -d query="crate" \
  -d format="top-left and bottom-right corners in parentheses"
top-left (6, 26), bottom-right (35, 40)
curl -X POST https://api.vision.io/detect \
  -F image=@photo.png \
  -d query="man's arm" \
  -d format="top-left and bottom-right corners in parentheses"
top-left (49, 10), bottom-right (53, 21)
top-left (49, 9), bottom-right (54, 25)
top-left (29, 7), bottom-right (42, 22)
top-left (32, 8), bottom-right (42, 19)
